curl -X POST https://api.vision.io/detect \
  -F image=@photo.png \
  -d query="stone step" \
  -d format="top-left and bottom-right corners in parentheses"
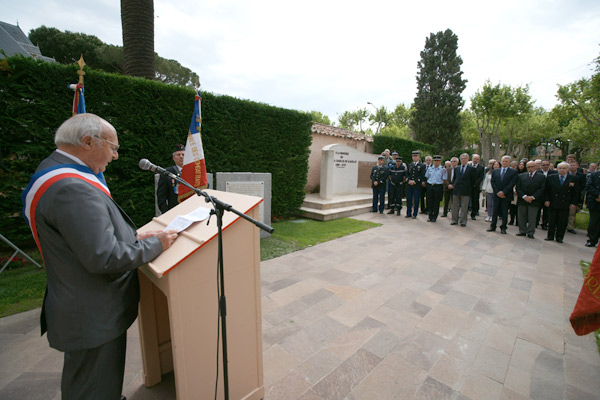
top-left (301, 193), bottom-right (373, 210)
top-left (299, 203), bottom-right (374, 221)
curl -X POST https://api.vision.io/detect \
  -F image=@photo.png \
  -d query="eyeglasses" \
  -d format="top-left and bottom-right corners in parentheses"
top-left (94, 136), bottom-right (120, 153)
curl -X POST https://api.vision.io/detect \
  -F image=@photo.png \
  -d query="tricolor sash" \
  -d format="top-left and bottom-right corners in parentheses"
top-left (21, 164), bottom-right (111, 261)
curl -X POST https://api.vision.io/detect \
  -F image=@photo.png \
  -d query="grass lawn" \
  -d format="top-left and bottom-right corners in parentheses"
top-left (1, 217), bottom-right (380, 318)
top-left (578, 259), bottom-right (600, 354)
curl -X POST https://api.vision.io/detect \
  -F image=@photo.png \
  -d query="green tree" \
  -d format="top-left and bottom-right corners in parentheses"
top-left (336, 108), bottom-right (370, 132)
top-left (29, 26), bottom-right (104, 65)
top-left (121, 0), bottom-right (155, 79)
top-left (307, 111), bottom-right (331, 125)
top-left (471, 81), bottom-right (532, 161)
top-left (28, 26), bottom-right (199, 87)
top-left (368, 105), bottom-right (389, 134)
top-left (411, 29), bottom-right (467, 152)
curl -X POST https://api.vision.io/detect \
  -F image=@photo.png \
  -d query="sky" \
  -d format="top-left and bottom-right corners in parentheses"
top-left (3, 0), bottom-right (600, 124)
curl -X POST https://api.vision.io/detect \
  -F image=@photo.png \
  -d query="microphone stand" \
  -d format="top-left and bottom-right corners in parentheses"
top-left (157, 168), bottom-right (273, 400)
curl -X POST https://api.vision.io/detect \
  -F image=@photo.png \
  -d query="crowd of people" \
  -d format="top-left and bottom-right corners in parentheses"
top-left (370, 149), bottom-right (600, 247)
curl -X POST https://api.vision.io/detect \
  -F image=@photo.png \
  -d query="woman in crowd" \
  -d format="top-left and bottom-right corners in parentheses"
top-left (482, 159), bottom-right (499, 222)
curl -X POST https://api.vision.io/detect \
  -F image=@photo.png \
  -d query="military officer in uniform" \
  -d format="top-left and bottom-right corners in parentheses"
top-left (405, 150), bottom-right (426, 219)
top-left (387, 157), bottom-right (406, 215)
top-left (157, 144), bottom-right (185, 213)
top-left (370, 155), bottom-right (389, 214)
top-left (425, 155), bottom-right (447, 222)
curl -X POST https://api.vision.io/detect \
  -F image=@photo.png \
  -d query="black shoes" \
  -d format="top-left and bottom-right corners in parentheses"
top-left (451, 222), bottom-right (458, 225)
top-left (585, 241), bottom-right (596, 247)
top-left (516, 233), bottom-right (526, 237)
top-left (556, 239), bottom-right (563, 243)
top-left (387, 210), bottom-right (395, 214)
top-left (405, 215), bottom-right (412, 218)
top-left (527, 234), bottom-right (534, 239)
top-left (370, 209), bottom-right (377, 212)
top-left (486, 228), bottom-right (496, 232)
top-left (567, 229), bottom-right (576, 234)
top-left (461, 223), bottom-right (467, 227)
top-left (500, 229), bottom-right (507, 234)
top-left (544, 237), bottom-right (553, 241)
top-left (471, 216), bottom-right (476, 220)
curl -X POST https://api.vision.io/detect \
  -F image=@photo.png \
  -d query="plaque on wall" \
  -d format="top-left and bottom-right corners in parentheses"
top-left (357, 161), bottom-right (376, 188)
top-left (225, 181), bottom-right (265, 222)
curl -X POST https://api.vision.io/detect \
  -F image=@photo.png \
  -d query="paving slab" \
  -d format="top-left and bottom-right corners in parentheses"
top-left (0, 211), bottom-right (598, 399)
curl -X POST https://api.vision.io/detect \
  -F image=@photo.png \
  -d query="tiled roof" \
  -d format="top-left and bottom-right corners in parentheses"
top-left (0, 21), bottom-right (55, 62)
top-left (311, 122), bottom-right (373, 142)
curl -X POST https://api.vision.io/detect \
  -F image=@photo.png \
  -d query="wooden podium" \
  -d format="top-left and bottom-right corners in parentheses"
top-left (137, 189), bottom-right (265, 400)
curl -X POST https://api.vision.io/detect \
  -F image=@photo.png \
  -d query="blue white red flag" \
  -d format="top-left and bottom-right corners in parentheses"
top-left (69, 83), bottom-right (86, 115)
top-left (178, 90), bottom-right (208, 202)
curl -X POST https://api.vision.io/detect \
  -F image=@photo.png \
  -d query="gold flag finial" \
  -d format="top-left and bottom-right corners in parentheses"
top-left (77, 55), bottom-right (86, 85)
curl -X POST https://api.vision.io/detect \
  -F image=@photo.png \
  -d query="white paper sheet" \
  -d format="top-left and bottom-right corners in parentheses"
top-left (163, 207), bottom-right (211, 232)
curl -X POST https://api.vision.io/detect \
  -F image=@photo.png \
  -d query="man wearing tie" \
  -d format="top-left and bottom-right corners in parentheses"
top-left (544, 162), bottom-right (578, 243)
top-left (516, 161), bottom-right (546, 239)
top-left (449, 153), bottom-right (475, 227)
top-left (535, 159), bottom-right (557, 229)
top-left (487, 155), bottom-right (518, 234)
top-left (470, 154), bottom-right (485, 220)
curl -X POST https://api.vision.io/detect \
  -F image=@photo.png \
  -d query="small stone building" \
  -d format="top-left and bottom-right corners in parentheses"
top-left (306, 123), bottom-right (373, 192)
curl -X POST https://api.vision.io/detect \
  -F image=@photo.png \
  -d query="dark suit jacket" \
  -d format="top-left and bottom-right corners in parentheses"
top-left (587, 171), bottom-right (600, 211)
top-left (33, 151), bottom-right (163, 352)
top-left (491, 167), bottom-right (518, 201)
top-left (452, 164), bottom-right (476, 196)
top-left (443, 166), bottom-right (454, 191)
top-left (516, 172), bottom-right (546, 207)
top-left (544, 173), bottom-right (578, 210)
top-left (472, 164), bottom-right (485, 190)
top-left (157, 165), bottom-right (181, 213)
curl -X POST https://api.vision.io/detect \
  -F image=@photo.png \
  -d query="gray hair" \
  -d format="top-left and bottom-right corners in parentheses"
top-left (557, 161), bottom-right (569, 169)
top-left (460, 153), bottom-right (469, 159)
top-left (54, 113), bottom-right (114, 147)
top-left (502, 155), bottom-right (511, 161)
top-left (451, 157), bottom-right (459, 162)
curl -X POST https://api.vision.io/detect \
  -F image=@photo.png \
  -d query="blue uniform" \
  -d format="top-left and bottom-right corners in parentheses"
top-left (370, 165), bottom-right (389, 213)
top-left (425, 165), bottom-right (447, 221)
top-left (405, 162), bottom-right (426, 217)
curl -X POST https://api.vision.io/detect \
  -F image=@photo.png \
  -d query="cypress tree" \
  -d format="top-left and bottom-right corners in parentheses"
top-left (411, 29), bottom-right (467, 152)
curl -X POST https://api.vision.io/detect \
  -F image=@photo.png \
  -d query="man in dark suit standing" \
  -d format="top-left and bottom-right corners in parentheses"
top-left (544, 162), bottom-right (579, 243)
top-left (516, 161), bottom-right (546, 239)
top-left (449, 153), bottom-right (476, 227)
top-left (535, 159), bottom-right (557, 229)
top-left (442, 157), bottom-right (458, 217)
top-left (586, 170), bottom-right (600, 247)
top-left (470, 154), bottom-right (485, 220)
top-left (22, 114), bottom-right (178, 399)
top-left (487, 155), bottom-right (518, 234)
top-left (157, 144), bottom-right (185, 213)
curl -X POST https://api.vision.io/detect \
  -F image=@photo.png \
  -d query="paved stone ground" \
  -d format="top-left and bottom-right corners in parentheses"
top-left (1, 211), bottom-right (599, 399)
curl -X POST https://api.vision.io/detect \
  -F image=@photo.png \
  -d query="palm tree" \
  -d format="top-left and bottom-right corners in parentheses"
top-left (121, 0), bottom-right (155, 79)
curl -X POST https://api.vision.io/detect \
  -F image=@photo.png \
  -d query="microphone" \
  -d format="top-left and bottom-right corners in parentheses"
top-left (138, 159), bottom-right (174, 177)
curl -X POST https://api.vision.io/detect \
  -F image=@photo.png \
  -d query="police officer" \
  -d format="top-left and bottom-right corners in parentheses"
top-left (387, 157), bottom-right (406, 215)
top-left (370, 155), bottom-right (389, 213)
top-left (425, 155), bottom-right (447, 222)
top-left (405, 150), bottom-right (426, 219)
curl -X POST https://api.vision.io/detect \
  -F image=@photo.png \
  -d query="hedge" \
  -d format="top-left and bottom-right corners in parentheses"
top-left (0, 56), bottom-right (312, 246)
top-left (372, 135), bottom-right (437, 161)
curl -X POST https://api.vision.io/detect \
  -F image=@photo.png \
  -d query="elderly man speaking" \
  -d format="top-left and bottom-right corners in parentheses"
top-left (22, 113), bottom-right (178, 400)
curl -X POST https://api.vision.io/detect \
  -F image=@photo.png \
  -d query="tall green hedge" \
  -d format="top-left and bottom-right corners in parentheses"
top-left (372, 135), bottom-right (437, 161)
top-left (0, 57), bottom-right (312, 246)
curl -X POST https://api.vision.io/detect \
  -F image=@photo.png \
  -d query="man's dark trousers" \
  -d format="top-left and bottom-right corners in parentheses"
top-left (491, 196), bottom-right (510, 231)
top-left (427, 184), bottom-right (443, 221)
top-left (62, 332), bottom-right (127, 400)
top-left (547, 208), bottom-right (570, 241)
top-left (406, 185), bottom-right (420, 217)
top-left (372, 186), bottom-right (386, 213)
top-left (388, 183), bottom-right (402, 212)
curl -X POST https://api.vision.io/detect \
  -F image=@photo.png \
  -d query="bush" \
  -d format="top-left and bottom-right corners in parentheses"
top-left (0, 56), bottom-right (312, 246)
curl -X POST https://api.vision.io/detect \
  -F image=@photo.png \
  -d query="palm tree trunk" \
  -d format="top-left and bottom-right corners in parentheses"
top-left (121, 0), bottom-right (155, 79)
